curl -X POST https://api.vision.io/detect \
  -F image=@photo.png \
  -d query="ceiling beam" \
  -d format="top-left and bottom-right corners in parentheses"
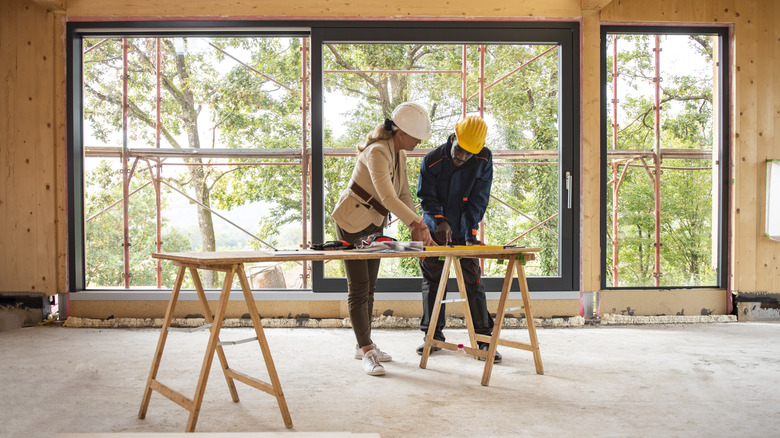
top-left (32, 0), bottom-right (66, 12)
top-left (582, 0), bottom-right (613, 12)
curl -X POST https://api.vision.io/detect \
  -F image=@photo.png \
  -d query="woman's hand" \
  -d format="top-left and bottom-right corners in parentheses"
top-left (411, 220), bottom-right (436, 246)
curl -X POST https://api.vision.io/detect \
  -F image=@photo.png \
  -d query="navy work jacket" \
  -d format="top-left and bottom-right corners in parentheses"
top-left (417, 136), bottom-right (493, 242)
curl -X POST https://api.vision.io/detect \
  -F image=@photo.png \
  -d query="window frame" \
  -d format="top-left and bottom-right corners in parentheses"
top-left (310, 22), bottom-right (581, 293)
top-left (67, 20), bottom-right (581, 294)
top-left (67, 21), bottom-right (312, 292)
top-left (599, 25), bottom-right (731, 290)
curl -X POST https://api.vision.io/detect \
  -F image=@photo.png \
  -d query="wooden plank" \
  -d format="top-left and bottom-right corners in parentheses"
top-left (418, 256), bottom-right (452, 370)
top-left (155, 247), bottom-right (539, 266)
top-left (0, 0), bottom-right (60, 294)
top-left (53, 9), bottom-right (68, 294)
top-left (581, 0), bottom-right (613, 12)
top-left (581, 10), bottom-right (601, 295)
top-left (480, 257), bottom-right (516, 386)
top-left (733, 1), bottom-right (759, 294)
top-left (34, 0), bottom-right (57, 295)
top-left (497, 338), bottom-right (534, 351)
top-left (11, 0), bottom-right (35, 292)
top-left (601, 0), bottom-right (719, 22)
top-left (190, 267), bottom-right (240, 403)
top-left (0, 0), bottom-right (13, 291)
top-left (757, 0), bottom-right (779, 293)
top-left (475, 325), bottom-right (533, 350)
top-left (186, 266), bottom-right (235, 432)
top-left (236, 265), bottom-right (293, 429)
top-left (774, 0), bottom-right (780, 294)
top-left (428, 339), bottom-right (486, 358)
top-left (64, 0), bottom-right (583, 19)
top-left (32, 0), bottom-right (66, 12)
top-left (225, 369), bottom-right (275, 395)
top-left (516, 257), bottom-right (544, 375)
top-left (452, 260), bottom-right (478, 351)
top-left (139, 266), bottom-right (185, 419)
top-left (149, 379), bottom-right (195, 412)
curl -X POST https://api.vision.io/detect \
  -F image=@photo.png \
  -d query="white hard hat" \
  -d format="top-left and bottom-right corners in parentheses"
top-left (391, 102), bottom-right (433, 141)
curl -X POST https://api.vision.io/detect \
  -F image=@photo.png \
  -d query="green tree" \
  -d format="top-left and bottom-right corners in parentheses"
top-left (83, 37), bottom-right (309, 286)
top-left (606, 34), bottom-right (717, 287)
top-left (83, 38), bottom-right (567, 286)
top-left (322, 43), bottom-right (563, 277)
top-left (85, 161), bottom-right (191, 287)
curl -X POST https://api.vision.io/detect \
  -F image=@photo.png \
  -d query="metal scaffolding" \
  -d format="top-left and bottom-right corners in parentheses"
top-left (606, 34), bottom-right (716, 287)
top-left (85, 39), bottom-right (562, 289)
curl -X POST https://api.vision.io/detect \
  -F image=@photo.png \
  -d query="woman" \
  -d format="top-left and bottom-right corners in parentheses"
top-left (332, 102), bottom-right (437, 376)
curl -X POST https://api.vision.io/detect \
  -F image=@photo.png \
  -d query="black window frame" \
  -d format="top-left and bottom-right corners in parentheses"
top-left (311, 22), bottom-right (580, 293)
top-left (67, 20), bottom-right (581, 294)
top-left (599, 25), bottom-right (731, 290)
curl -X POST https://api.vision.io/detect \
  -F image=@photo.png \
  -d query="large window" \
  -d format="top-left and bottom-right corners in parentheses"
top-left (70, 30), bottom-right (310, 291)
top-left (68, 22), bottom-right (580, 294)
top-left (600, 26), bottom-right (729, 289)
top-left (312, 24), bottom-right (579, 293)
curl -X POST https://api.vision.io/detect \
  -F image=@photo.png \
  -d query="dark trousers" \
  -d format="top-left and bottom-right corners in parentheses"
top-left (336, 223), bottom-right (383, 348)
top-left (419, 253), bottom-right (494, 344)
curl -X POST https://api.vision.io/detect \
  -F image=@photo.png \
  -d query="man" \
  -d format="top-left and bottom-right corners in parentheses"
top-left (415, 115), bottom-right (500, 362)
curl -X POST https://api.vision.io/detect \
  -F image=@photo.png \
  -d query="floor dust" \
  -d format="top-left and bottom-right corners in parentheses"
top-left (1, 322), bottom-right (779, 437)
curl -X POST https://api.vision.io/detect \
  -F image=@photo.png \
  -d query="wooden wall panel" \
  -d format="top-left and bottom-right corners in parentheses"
top-left (603, 0), bottom-right (780, 297)
top-left (0, 0), bottom-right (14, 289)
top-left (773, 0), bottom-right (780, 294)
top-left (65, 0), bottom-right (584, 19)
top-left (734, 1), bottom-right (759, 293)
top-left (33, 4), bottom-right (58, 294)
top-left (581, 10), bottom-right (602, 294)
top-left (4, 0), bottom-right (778, 309)
top-left (754, 0), bottom-right (775, 293)
top-left (603, 0), bottom-right (735, 23)
top-left (1, 0), bottom-right (26, 291)
top-left (0, 0), bottom-right (59, 294)
top-left (53, 11), bottom-right (68, 294)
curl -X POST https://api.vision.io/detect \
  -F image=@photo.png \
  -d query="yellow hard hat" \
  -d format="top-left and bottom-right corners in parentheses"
top-left (455, 116), bottom-right (487, 154)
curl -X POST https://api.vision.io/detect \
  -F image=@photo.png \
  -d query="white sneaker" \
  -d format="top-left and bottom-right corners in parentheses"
top-left (354, 344), bottom-right (393, 362)
top-left (361, 349), bottom-right (386, 376)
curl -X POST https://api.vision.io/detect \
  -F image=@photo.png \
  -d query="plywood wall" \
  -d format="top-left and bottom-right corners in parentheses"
top-left (602, 0), bottom-right (780, 295)
top-left (63, 0), bottom-right (583, 19)
top-left (0, 0), bottom-right (65, 295)
top-left (2, 0), bottom-right (778, 305)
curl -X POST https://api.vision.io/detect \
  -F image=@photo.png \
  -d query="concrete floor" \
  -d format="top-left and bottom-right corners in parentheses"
top-left (2, 322), bottom-right (780, 437)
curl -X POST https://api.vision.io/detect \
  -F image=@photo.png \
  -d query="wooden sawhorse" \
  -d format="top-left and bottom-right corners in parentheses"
top-left (418, 252), bottom-right (544, 386)
top-left (138, 261), bottom-right (292, 432)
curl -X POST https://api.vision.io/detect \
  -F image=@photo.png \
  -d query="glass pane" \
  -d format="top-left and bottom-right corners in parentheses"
top-left (82, 36), bottom-right (310, 289)
top-left (322, 43), bottom-right (561, 279)
top-left (605, 34), bottom-right (719, 287)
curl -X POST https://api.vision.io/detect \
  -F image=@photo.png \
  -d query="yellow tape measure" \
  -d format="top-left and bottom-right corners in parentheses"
top-left (423, 245), bottom-right (508, 251)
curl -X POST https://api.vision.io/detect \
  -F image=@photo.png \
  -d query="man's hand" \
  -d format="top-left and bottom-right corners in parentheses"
top-left (465, 240), bottom-right (484, 246)
top-left (434, 221), bottom-right (453, 246)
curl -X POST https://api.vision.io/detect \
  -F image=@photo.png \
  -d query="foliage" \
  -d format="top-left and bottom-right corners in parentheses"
top-left (84, 161), bottom-right (191, 287)
top-left (81, 33), bottom-right (721, 289)
top-left (323, 43), bottom-right (563, 278)
top-left (605, 34), bottom-right (718, 287)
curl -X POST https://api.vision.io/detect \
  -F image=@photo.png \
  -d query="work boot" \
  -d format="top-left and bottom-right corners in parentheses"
top-left (478, 343), bottom-right (502, 363)
top-left (416, 342), bottom-right (442, 355)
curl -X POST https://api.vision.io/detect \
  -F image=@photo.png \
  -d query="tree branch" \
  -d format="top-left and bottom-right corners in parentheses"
top-left (325, 44), bottom-right (380, 88)
top-left (83, 83), bottom-right (184, 150)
